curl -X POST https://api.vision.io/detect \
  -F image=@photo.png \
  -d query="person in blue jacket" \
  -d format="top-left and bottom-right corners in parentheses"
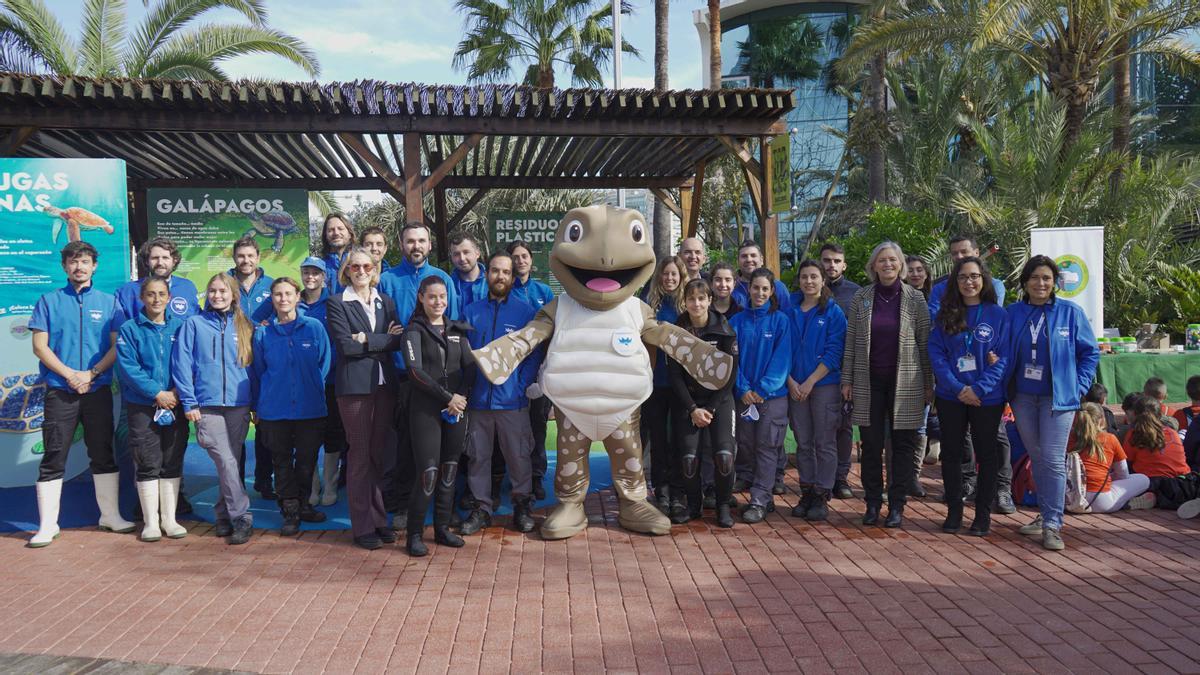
top-left (116, 277), bottom-right (190, 543)
top-left (113, 238), bottom-right (200, 328)
top-left (459, 251), bottom-right (541, 536)
top-left (732, 240), bottom-right (791, 314)
top-left (641, 255), bottom-right (686, 518)
top-left (298, 257), bottom-right (346, 508)
top-left (27, 241), bottom-right (133, 548)
top-left (320, 213), bottom-right (355, 294)
top-left (251, 277), bottom-right (332, 536)
top-left (928, 257), bottom-right (1010, 537)
top-left (359, 226), bottom-right (391, 275)
top-left (505, 239), bottom-right (554, 500)
top-left (730, 268), bottom-right (791, 523)
top-left (1005, 255), bottom-right (1099, 551)
top-left (173, 272), bottom-right (256, 545)
top-left (785, 260), bottom-right (847, 523)
top-left (450, 231), bottom-right (488, 316)
top-left (230, 236), bottom-right (275, 500)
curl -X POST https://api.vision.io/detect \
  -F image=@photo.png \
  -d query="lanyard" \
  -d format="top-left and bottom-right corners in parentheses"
top-left (1028, 307), bottom-right (1047, 364)
top-left (963, 304), bottom-right (983, 353)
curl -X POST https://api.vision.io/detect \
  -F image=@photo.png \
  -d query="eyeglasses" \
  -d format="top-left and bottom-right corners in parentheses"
top-left (349, 263), bottom-right (374, 272)
top-left (957, 273), bottom-right (984, 282)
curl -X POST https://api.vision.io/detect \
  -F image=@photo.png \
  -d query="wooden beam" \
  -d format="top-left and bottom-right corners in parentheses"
top-left (337, 132), bottom-right (405, 192)
top-left (446, 188), bottom-right (490, 233)
top-left (679, 186), bottom-right (694, 241)
top-left (403, 132), bottom-right (424, 225)
top-left (2, 126), bottom-right (38, 155)
top-left (422, 133), bottom-right (482, 192)
top-left (687, 160), bottom-right (707, 240)
top-left (649, 188), bottom-right (682, 220)
top-left (125, 175), bottom-right (694, 190)
top-left (760, 139), bottom-right (779, 275)
top-left (716, 135), bottom-right (762, 175)
top-left (740, 163), bottom-right (764, 227)
top-left (434, 188), bottom-right (449, 263)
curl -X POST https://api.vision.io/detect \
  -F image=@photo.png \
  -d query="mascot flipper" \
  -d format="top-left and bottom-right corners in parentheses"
top-left (473, 205), bottom-right (732, 539)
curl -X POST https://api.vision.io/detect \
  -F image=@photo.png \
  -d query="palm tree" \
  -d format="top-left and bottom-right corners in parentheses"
top-left (452, 0), bottom-right (638, 89)
top-left (652, 0), bottom-right (671, 260)
top-left (837, 0), bottom-right (1200, 156)
top-left (0, 0), bottom-right (318, 79)
top-left (735, 16), bottom-right (822, 89)
top-left (706, 0), bottom-right (721, 86)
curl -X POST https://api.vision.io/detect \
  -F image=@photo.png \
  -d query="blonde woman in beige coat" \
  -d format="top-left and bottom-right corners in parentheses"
top-left (841, 242), bottom-right (933, 529)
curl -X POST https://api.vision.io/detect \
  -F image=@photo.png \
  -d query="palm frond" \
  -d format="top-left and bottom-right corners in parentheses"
top-left (79, 0), bottom-right (126, 76)
top-left (308, 191), bottom-right (342, 219)
top-left (0, 0), bottom-right (78, 73)
top-left (126, 0), bottom-right (268, 76)
top-left (148, 23), bottom-right (319, 79)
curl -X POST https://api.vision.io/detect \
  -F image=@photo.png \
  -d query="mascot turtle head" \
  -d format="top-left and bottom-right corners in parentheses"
top-left (550, 205), bottom-right (656, 311)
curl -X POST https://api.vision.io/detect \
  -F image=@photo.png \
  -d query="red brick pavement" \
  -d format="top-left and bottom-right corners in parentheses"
top-left (2, 466), bottom-right (1199, 674)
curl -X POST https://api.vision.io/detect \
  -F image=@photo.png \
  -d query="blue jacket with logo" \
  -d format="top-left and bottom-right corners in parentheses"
top-left (115, 311), bottom-right (183, 407)
top-left (927, 276), bottom-right (1006, 318)
top-left (734, 277), bottom-right (791, 314)
top-left (788, 300), bottom-right (847, 388)
top-left (1003, 298), bottom-right (1099, 411)
top-left (228, 267), bottom-right (274, 324)
top-left (452, 263), bottom-right (489, 317)
top-left (323, 251), bottom-right (349, 294)
top-left (928, 302), bottom-right (1010, 406)
top-left (299, 289), bottom-right (335, 385)
top-left (464, 294), bottom-right (541, 410)
top-left (730, 303), bottom-right (792, 401)
top-left (113, 276), bottom-right (200, 329)
top-left (378, 258), bottom-right (459, 370)
top-left (171, 309), bottom-right (253, 411)
top-left (511, 275), bottom-right (554, 310)
top-left (251, 315), bottom-right (331, 421)
top-left (28, 284), bottom-right (117, 392)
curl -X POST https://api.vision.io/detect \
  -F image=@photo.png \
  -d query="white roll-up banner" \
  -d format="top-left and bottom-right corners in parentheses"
top-left (1029, 226), bottom-right (1104, 337)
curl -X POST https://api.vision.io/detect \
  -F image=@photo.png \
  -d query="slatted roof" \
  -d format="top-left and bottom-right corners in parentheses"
top-left (0, 73), bottom-right (793, 191)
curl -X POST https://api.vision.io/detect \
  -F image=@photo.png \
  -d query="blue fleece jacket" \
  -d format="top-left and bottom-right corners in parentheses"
top-left (250, 315), bottom-right (330, 421)
top-left (733, 277), bottom-right (791, 314)
top-left (115, 311), bottom-right (183, 407)
top-left (28, 283), bottom-right (117, 392)
top-left (113, 276), bottom-right (200, 329)
top-left (730, 303), bottom-right (791, 401)
top-left (648, 296), bottom-right (679, 387)
top-left (299, 289), bottom-right (335, 385)
top-left (378, 258), bottom-right (458, 370)
top-left (464, 294), bottom-right (542, 410)
top-left (928, 302), bottom-right (1010, 406)
top-left (511, 275), bottom-right (554, 310)
top-left (452, 263), bottom-right (489, 317)
top-left (788, 300), bottom-right (847, 388)
top-left (928, 276), bottom-right (1006, 318)
top-left (171, 309), bottom-right (253, 411)
top-left (229, 267), bottom-right (274, 324)
top-left (1004, 298), bottom-right (1099, 411)
top-left (322, 251), bottom-right (349, 294)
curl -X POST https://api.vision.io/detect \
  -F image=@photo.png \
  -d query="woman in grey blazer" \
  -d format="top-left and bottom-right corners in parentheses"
top-left (841, 241), bottom-right (933, 529)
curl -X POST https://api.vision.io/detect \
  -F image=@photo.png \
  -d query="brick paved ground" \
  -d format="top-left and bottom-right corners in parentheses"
top-left (2, 465), bottom-right (1198, 674)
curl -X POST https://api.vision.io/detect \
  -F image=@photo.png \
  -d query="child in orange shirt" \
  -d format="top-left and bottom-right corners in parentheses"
top-left (1071, 404), bottom-right (1151, 513)
top-left (1172, 376), bottom-right (1200, 433)
top-left (1123, 395), bottom-right (1191, 479)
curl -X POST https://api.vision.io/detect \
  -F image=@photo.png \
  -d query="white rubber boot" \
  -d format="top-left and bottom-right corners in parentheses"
top-left (309, 463), bottom-right (321, 506)
top-left (93, 472), bottom-right (136, 533)
top-left (320, 452), bottom-right (340, 506)
top-left (136, 480), bottom-right (161, 542)
top-left (158, 478), bottom-right (188, 539)
top-left (28, 479), bottom-right (63, 548)
top-left (924, 438), bottom-right (941, 464)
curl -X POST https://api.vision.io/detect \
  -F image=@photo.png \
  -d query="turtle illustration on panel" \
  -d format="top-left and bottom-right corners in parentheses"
top-left (44, 205), bottom-right (114, 243)
top-left (0, 373), bottom-right (46, 433)
top-left (244, 210), bottom-right (299, 252)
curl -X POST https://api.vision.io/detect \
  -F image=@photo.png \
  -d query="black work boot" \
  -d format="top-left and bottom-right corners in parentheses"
top-left (805, 491), bottom-right (830, 522)
top-left (459, 509), bottom-right (491, 535)
top-left (227, 516), bottom-right (252, 545)
top-left (669, 496), bottom-right (690, 524)
top-left (298, 502), bottom-right (327, 523)
top-left (434, 526), bottom-right (465, 548)
top-left (512, 497), bottom-right (535, 533)
top-left (280, 500), bottom-right (301, 537)
top-left (942, 503), bottom-right (963, 534)
top-left (792, 487), bottom-right (815, 518)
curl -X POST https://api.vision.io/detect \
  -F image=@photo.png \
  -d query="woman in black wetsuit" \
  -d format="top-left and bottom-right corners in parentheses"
top-left (402, 276), bottom-right (476, 556)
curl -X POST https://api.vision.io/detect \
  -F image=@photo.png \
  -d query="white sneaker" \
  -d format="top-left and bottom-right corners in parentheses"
top-left (1177, 498), bottom-right (1200, 520)
top-left (1127, 492), bottom-right (1156, 510)
top-left (136, 480), bottom-right (161, 542)
top-left (28, 479), bottom-right (63, 548)
top-left (93, 472), bottom-right (136, 533)
top-left (1018, 515), bottom-right (1043, 536)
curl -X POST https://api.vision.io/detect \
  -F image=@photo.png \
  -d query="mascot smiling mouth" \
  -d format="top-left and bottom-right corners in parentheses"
top-left (548, 205), bottom-right (656, 311)
top-left (562, 264), bottom-right (643, 293)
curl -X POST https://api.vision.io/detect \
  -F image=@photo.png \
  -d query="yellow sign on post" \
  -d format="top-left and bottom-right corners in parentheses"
top-left (770, 134), bottom-right (791, 215)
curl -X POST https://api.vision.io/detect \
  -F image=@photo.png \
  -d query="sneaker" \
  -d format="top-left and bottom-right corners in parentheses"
top-left (1177, 498), bottom-right (1200, 520)
top-left (1041, 528), bottom-right (1065, 551)
top-left (833, 481), bottom-right (854, 500)
top-left (741, 504), bottom-right (767, 524)
top-left (994, 491), bottom-right (1017, 515)
top-left (1128, 492), bottom-right (1157, 510)
top-left (1018, 515), bottom-right (1043, 536)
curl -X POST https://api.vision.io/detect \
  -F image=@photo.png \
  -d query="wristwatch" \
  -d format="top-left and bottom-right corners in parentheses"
top-left (89, 367), bottom-right (101, 378)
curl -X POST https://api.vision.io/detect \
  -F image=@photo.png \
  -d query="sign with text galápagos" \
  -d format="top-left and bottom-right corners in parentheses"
top-left (1029, 226), bottom-right (1104, 337)
top-left (0, 158), bottom-right (131, 487)
top-left (147, 189), bottom-right (310, 301)
top-left (770, 134), bottom-right (791, 215)
top-left (487, 210), bottom-right (564, 294)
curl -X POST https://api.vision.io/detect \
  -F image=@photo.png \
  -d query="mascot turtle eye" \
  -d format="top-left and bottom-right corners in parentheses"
top-left (630, 220), bottom-right (645, 243)
top-left (564, 220), bottom-right (583, 243)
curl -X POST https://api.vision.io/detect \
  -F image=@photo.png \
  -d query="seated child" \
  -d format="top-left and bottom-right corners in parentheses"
top-left (1143, 377), bottom-right (1180, 431)
top-left (1070, 403), bottom-right (1151, 513)
top-left (1082, 382), bottom-right (1117, 432)
top-left (1172, 375), bottom-right (1200, 434)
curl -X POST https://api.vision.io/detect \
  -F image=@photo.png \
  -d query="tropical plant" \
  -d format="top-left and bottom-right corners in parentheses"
top-left (452, 0), bottom-right (638, 88)
top-left (1157, 262), bottom-right (1200, 335)
top-left (735, 15), bottom-right (822, 88)
top-left (307, 191), bottom-right (342, 219)
top-left (0, 0), bottom-right (318, 78)
top-left (831, 204), bottom-right (944, 286)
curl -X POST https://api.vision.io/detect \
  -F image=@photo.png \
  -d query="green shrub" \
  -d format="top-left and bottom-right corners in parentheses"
top-left (831, 205), bottom-right (945, 285)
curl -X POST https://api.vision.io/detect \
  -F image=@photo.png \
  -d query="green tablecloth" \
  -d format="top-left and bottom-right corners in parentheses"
top-left (1094, 352), bottom-right (1200, 403)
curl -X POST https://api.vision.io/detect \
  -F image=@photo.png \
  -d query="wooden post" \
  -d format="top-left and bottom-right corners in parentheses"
top-left (760, 138), bottom-right (779, 275)
top-left (679, 186), bottom-right (694, 239)
top-left (434, 187), bottom-right (449, 263)
top-left (688, 160), bottom-right (707, 241)
top-left (403, 133), bottom-right (424, 228)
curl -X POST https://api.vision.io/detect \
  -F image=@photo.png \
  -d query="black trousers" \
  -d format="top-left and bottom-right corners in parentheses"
top-left (642, 387), bottom-right (675, 497)
top-left (528, 395), bottom-right (550, 479)
top-left (259, 417), bottom-right (325, 505)
top-left (859, 374), bottom-right (919, 508)
top-left (939, 399), bottom-right (1005, 513)
top-left (388, 379), bottom-right (412, 512)
top-left (323, 384), bottom-right (348, 454)
top-left (961, 418), bottom-right (1014, 492)
top-left (127, 403), bottom-right (188, 481)
top-left (39, 387), bottom-right (115, 482)
top-left (672, 396), bottom-right (735, 507)
top-left (407, 396), bottom-right (467, 529)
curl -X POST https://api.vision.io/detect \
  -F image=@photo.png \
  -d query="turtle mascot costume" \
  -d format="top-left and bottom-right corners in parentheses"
top-left (472, 206), bottom-right (733, 539)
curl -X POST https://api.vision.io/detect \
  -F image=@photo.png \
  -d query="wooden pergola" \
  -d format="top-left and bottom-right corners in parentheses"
top-left (0, 73), bottom-right (793, 269)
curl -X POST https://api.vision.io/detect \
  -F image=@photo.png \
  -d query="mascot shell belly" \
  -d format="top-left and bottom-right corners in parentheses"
top-left (541, 295), bottom-right (651, 441)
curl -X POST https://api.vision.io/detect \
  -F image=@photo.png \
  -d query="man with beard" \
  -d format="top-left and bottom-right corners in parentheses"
top-left (459, 252), bottom-right (540, 534)
top-left (377, 223), bottom-right (459, 527)
top-left (731, 240), bottom-right (790, 313)
top-left (819, 243), bottom-right (860, 500)
top-left (320, 213), bottom-right (355, 294)
top-left (113, 238), bottom-right (200, 328)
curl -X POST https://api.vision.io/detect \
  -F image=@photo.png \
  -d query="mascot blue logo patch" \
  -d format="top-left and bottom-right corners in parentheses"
top-left (617, 336), bottom-right (632, 346)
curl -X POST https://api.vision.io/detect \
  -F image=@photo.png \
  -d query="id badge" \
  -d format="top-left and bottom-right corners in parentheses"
top-left (1023, 364), bottom-right (1045, 381)
top-left (957, 355), bottom-right (977, 373)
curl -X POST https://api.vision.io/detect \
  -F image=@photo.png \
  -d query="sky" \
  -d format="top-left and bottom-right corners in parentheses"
top-left (46, 0), bottom-right (707, 90)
